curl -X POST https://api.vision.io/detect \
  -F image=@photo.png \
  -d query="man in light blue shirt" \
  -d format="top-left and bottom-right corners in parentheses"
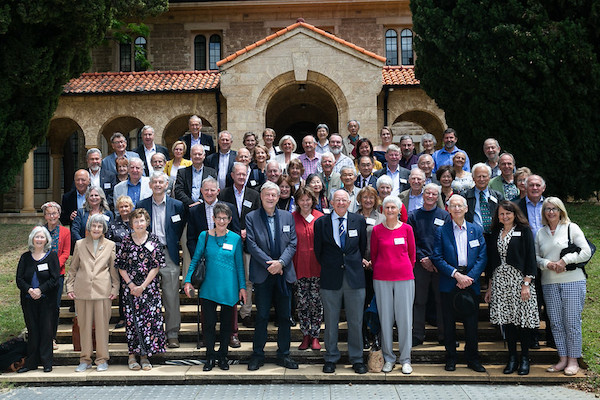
top-left (432, 128), bottom-right (471, 173)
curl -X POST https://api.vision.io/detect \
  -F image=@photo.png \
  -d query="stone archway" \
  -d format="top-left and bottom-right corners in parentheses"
top-left (163, 115), bottom-right (215, 157)
top-left (99, 116), bottom-right (145, 153)
top-left (393, 110), bottom-right (446, 152)
top-left (47, 118), bottom-right (86, 201)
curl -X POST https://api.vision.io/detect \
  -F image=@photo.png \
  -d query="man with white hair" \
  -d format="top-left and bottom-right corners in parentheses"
top-left (317, 152), bottom-right (342, 196)
top-left (342, 120), bottom-right (362, 158)
top-left (417, 154), bottom-right (439, 185)
top-left (179, 115), bottom-right (215, 159)
top-left (113, 157), bottom-right (152, 210)
top-left (86, 148), bottom-right (117, 209)
top-left (319, 134), bottom-right (354, 174)
top-left (265, 159), bottom-right (282, 183)
top-left (374, 144), bottom-right (410, 195)
top-left (134, 125), bottom-right (170, 176)
top-left (338, 166), bottom-right (360, 212)
top-left (399, 169), bottom-right (444, 215)
top-left (482, 138), bottom-right (501, 177)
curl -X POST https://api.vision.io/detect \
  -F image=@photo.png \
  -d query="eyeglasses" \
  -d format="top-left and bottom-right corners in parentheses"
top-left (215, 216), bottom-right (230, 222)
top-left (545, 207), bottom-right (559, 213)
top-left (45, 212), bottom-right (59, 217)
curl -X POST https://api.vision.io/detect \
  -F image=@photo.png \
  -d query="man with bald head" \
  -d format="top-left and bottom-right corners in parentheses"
top-left (60, 169), bottom-right (91, 227)
top-left (482, 138), bottom-right (501, 177)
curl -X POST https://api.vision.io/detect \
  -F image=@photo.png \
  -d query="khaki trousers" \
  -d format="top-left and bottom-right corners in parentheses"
top-left (75, 298), bottom-right (112, 365)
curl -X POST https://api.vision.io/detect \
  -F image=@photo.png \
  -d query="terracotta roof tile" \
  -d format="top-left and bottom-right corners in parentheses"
top-left (63, 70), bottom-right (220, 95)
top-left (382, 65), bottom-right (420, 86)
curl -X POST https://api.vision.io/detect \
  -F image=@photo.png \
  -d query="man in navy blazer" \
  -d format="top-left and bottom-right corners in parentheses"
top-left (137, 171), bottom-right (187, 348)
top-left (373, 145), bottom-right (410, 195)
top-left (245, 181), bottom-right (298, 371)
top-left (314, 189), bottom-right (368, 374)
top-left (174, 144), bottom-right (218, 208)
top-left (85, 148), bottom-right (117, 210)
top-left (354, 155), bottom-right (378, 189)
top-left (205, 130), bottom-right (237, 189)
top-left (179, 115), bottom-right (215, 159)
top-left (134, 125), bottom-right (170, 176)
top-left (431, 194), bottom-right (487, 373)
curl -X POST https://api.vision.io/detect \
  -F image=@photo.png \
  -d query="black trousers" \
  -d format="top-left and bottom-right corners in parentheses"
top-left (441, 290), bottom-right (480, 363)
top-left (202, 299), bottom-right (233, 360)
top-left (21, 295), bottom-right (56, 369)
top-left (505, 324), bottom-right (531, 358)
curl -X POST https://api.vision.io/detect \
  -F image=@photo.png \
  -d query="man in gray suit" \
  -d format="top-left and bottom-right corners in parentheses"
top-left (245, 181), bottom-right (298, 371)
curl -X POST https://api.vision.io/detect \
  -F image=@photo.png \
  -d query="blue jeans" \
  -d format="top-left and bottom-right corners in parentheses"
top-left (252, 274), bottom-right (291, 359)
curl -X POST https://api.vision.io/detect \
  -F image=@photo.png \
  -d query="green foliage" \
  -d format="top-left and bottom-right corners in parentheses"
top-left (0, 0), bottom-right (167, 194)
top-left (411, 0), bottom-right (600, 199)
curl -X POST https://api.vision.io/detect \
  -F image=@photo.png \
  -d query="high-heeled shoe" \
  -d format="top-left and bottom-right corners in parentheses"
top-left (503, 354), bottom-right (518, 374)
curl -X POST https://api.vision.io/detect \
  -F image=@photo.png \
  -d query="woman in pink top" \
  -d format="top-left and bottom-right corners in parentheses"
top-left (371, 195), bottom-right (416, 374)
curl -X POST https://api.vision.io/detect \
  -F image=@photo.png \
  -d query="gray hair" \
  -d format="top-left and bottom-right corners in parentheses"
top-left (340, 166), bottom-right (356, 177)
top-left (190, 143), bottom-right (205, 155)
top-left (499, 152), bottom-right (515, 164)
top-left (382, 195), bottom-right (402, 210)
top-left (232, 161), bottom-right (247, 174)
top-left (347, 120), bottom-right (361, 128)
top-left (86, 148), bottom-right (102, 159)
top-left (28, 226), bottom-right (52, 253)
top-left (423, 183), bottom-right (441, 196)
top-left (471, 162), bottom-right (492, 177)
top-left (83, 186), bottom-right (110, 212)
top-left (316, 123), bottom-right (329, 133)
top-left (218, 130), bottom-right (232, 140)
top-left (201, 175), bottom-right (219, 188)
top-left (278, 135), bottom-right (297, 152)
top-left (409, 168), bottom-right (426, 180)
top-left (261, 181), bottom-right (281, 196)
top-left (141, 125), bottom-right (154, 134)
top-left (448, 194), bottom-right (467, 207)
top-left (149, 171), bottom-right (168, 184)
top-left (266, 159), bottom-right (281, 172)
top-left (399, 135), bottom-right (413, 143)
top-left (189, 115), bottom-right (202, 124)
top-left (303, 135), bottom-right (316, 145)
top-left (320, 152), bottom-right (335, 162)
top-left (151, 152), bottom-right (167, 163)
top-left (376, 175), bottom-right (393, 189)
top-left (386, 144), bottom-right (400, 154)
top-left (110, 132), bottom-right (126, 143)
top-left (128, 157), bottom-right (144, 168)
top-left (525, 174), bottom-right (546, 189)
top-left (483, 138), bottom-right (500, 149)
top-left (332, 188), bottom-right (350, 201)
top-left (41, 201), bottom-right (61, 215)
top-left (86, 213), bottom-right (108, 234)
top-left (421, 132), bottom-right (437, 146)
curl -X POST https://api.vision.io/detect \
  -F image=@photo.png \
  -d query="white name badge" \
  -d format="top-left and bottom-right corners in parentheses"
top-left (283, 225), bottom-right (290, 232)
top-left (222, 243), bottom-right (233, 251)
top-left (394, 237), bottom-right (405, 245)
top-left (145, 242), bottom-right (155, 252)
top-left (366, 218), bottom-right (376, 226)
top-left (243, 200), bottom-right (253, 208)
top-left (400, 178), bottom-right (408, 184)
top-left (469, 239), bottom-right (480, 248)
top-left (37, 263), bottom-right (48, 272)
top-left (434, 218), bottom-right (445, 226)
top-left (103, 183), bottom-right (111, 189)
top-left (171, 214), bottom-right (181, 223)
top-left (305, 214), bottom-right (315, 223)
top-left (275, 146), bottom-right (281, 153)
top-left (512, 231), bottom-right (522, 237)
top-left (348, 229), bottom-right (358, 238)
top-left (489, 195), bottom-right (498, 203)
top-left (323, 208), bottom-right (331, 214)
top-left (203, 145), bottom-right (211, 151)
top-left (250, 180), bottom-right (257, 186)
top-left (103, 215), bottom-right (110, 221)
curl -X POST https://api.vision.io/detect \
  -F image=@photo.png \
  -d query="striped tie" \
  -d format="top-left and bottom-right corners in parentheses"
top-left (479, 191), bottom-right (492, 233)
top-left (339, 217), bottom-right (346, 248)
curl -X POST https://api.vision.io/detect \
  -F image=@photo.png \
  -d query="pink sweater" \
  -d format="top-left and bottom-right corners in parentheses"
top-left (371, 223), bottom-right (416, 281)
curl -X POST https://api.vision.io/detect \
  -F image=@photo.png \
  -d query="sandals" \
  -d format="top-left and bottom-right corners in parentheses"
top-left (128, 356), bottom-right (141, 371)
top-left (141, 357), bottom-right (152, 371)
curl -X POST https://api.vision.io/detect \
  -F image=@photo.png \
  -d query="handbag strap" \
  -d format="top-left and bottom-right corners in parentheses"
top-left (567, 223), bottom-right (573, 245)
top-left (201, 230), bottom-right (209, 259)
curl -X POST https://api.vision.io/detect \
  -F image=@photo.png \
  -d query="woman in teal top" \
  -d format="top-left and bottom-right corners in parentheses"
top-left (184, 203), bottom-right (247, 371)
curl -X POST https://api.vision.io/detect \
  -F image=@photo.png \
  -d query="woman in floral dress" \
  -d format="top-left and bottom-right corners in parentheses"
top-left (115, 208), bottom-right (166, 371)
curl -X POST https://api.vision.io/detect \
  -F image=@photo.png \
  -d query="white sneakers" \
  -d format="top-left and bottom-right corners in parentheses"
top-left (401, 363), bottom-right (413, 374)
top-left (96, 362), bottom-right (109, 372)
top-left (75, 363), bottom-right (92, 372)
top-left (382, 361), bottom-right (395, 373)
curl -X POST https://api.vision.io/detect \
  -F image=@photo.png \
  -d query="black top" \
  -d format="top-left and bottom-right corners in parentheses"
top-left (16, 251), bottom-right (60, 299)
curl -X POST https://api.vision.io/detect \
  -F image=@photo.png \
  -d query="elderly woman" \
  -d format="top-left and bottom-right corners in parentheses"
top-left (165, 140), bottom-right (193, 180)
top-left (436, 165), bottom-right (456, 207)
top-left (274, 135), bottom-right (299, 173)
top-left (243, 131), bottom-right (258, 157)
top-left (354, 138), bottom-right (383, 170)
top-left (306, 173), bottom-right (330, 213)
top-left (373, 126), bottom-right (393, 166)
top-left (115, 156), bottom-right (130, 183)
top-left (370, 195), bottom-right (416, 374)
top-left (107, 195), bottom-right (135, 329)
top-left (419, 132), bottom-right (437, 156)
top-left (16, 226), bottom-right (60, 373)
top-left (66, 214), bottom-right (119, 372)
top-left (292, 187), bottom-right (324, 350)
top-left (276, 175), bottom-right (296, 212)
top-left (375, 175), bottom-right (408, 222)
top-left (451, 151), bottom-right (474, 192)
top-left (41, 202), bottom-right (70, 351)
top-left (315, 124), bottom-right (330, 154)
top-left (115, 208), bottom-right (166, 371)
top-left (514, 167), bottom-right (532, 199)
top-left (287, 158), bottom-right (305, 190)
top-left (485, 201), bottom-right (539, 375)
top-left (535, 197), bottom-right (591, 376)
top-left (184, 203), bottom-right (247, 371)
top-left (71, 186), bottom-right (114, 242)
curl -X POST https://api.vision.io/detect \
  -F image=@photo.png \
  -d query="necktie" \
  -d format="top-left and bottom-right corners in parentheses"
top-left (479, 191), bottom-right (491, 233)
top-left (339, 216), bottom-right (346, 248)
top-left (362, 178), bottom-right (367, 188)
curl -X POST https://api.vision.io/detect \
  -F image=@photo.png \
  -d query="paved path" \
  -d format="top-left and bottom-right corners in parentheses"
top-left (0, 383), bottom-right (596, 399)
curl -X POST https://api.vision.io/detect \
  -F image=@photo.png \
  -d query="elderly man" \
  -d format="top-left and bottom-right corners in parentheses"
top-left (85, 149), bottom-right (117, 209)
top-left (179, 115), bottom-right (215, 159)
top-left (342, 120), bottom-right (362, 158)
top-left (206, 130), bottom-right (236, 189)
top-left (137, 171), bottom-right (186, 348)
top-left (317, 152), bottom-right (342, 196)
top-left (263, 160), bottom-right (281, 184)
top-left (463, 163), bottom-right (504, 235)
top-left (338, 166), bottom-right (360, 212)
top-left (431, 194), bottom-right (487, 373)
top-left (399, 135), bottom-right (419, 170)
top-left (225, 148), bottom-right (263, 190)
top-left (150, 153), bottom-right (175, 196)
top-left (417, 154), bottom-right (439, 185)
top-left (314, 189), bottom-right (368, 374)
top-left (113, 157), bottom-right (152, 210)
top-left (60, 169), bottom-right (91, 228)
top-left (101, 132), bottom-right (139, 175)
top-left (489, 153), bottom-right (519, 201)
top-left (175, 144), bottom-right (218, 208)
top-left (407, 183), bottom-right (451, 346)
top-left (355, 155), bottom-right (377, 189)
top-left (483, 138), bottom-right (502, 177)
top-left (245, 182), bottom-right (298, 371)
top-left (432, 128), bottom-right (471, 172)
top-left (319, 134), bottom-right (354, 174)
top-left (374, 145), bottom-right (410, 196)
top-left (298, 135), bottom-right (321, 179)
top-left (134, 125), bottom-right (170, 176)
top-left (399, 169), bottom-right (445, 215)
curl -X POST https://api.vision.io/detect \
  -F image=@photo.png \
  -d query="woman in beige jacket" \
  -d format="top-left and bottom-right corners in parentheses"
top-left (66, 213), bottom-right (119, 372)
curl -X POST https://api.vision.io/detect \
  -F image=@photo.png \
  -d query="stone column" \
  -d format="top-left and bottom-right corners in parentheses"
top-left (21, 149), bottom-right (35, 213)
top-left (51, 154), bottom-right (63, 203)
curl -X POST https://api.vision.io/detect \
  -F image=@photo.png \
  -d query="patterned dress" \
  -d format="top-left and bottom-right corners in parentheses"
top-left (490, 227), bottom-right (540, 329)
top-left (115, 233), bottom-right (166, 356)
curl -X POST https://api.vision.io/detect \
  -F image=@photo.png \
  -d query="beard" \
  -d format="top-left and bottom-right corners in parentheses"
top-left (330, 147), bottom-right (342, 155)
top-left (90, 165), bottom-right (100, 172)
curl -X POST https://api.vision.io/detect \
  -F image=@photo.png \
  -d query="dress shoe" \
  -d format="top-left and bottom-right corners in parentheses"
top-left (43, 366), bottom-right (52, 373)
top-left (115, 320), bottom-right (125, 329)
top-left (167, 338), bottom-right (180, 348)
top-left (503, 354), bottom-right (518, 374)
top-left (241, 316), bottom-right (255, 328)
top-left (352, 362), bottom-right (367, 374)
top-left (218, 357), bottom-right (230, 370)
top-left (323, 362), bottom-right (336, 373)
top-left (203, 358), bottom-right (215, 371)
top-left (445, 359), bottom-right (456, 371)
top-left (311, 337), bottom-right (321, 350)
top-left (298, 335), bottom-right (311, 350)
top-left (247, 357), bottom-right (264, 371)
top-left (412, 336), bottom-right (423, 347)
top-left (69, 304), bottom-right (75, 312)
top-left (17, 366), bottom-right (36, 373)
top-left (276, 356), bottom-right (298, 369)
top-left (229, 334), bottom-right (241, 348)
top-left (517, 356), bottom-right (530, 375)
top-left (467, 361), bottom-right (486, 373)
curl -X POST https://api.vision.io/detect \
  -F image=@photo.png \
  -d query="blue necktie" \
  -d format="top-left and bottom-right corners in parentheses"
top-left (339, 216), bottom-right (346, 248)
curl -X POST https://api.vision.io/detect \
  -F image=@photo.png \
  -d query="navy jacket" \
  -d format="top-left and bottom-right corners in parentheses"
top-left (179, 132), bottom-right (215, 159)
top-left (134, 144), bottom-right (170, 176)
top-left (186, 200), bottom-right (240, 256)
top-left (174, 165), bottom-right (218, 208)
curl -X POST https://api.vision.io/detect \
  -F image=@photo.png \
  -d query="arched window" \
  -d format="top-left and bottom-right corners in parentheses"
top-left (400, 29), bottom-right (414, 65)
top-left (194, 35), bottom-right (207, 70)
top-left (134, 36), bottom-right (147, 72)
top-left (385, 29), bottom-right (398, 66)
top-left (208, 34), bottom-right (221, 70)
top-left (119, 37), bottom-right (147, 72)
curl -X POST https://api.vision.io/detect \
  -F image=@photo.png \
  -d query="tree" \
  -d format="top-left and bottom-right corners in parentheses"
top-left (410, 0), bottom-right (600, 199)
top-left (0, 1), bottom-right (167, 194)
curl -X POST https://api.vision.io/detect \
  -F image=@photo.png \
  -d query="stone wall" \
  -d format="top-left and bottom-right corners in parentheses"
top-left (149, 23), bottom-right (190, 71)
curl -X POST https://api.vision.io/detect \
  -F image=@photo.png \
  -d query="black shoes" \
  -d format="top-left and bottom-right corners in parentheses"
top-left (467, 361), bottom-right (487, 373)
top-left (412, 336), bottom-right (423, 347)
top-left (203, 358), bottom-right (215, 371)
top-left (518, 356), bottom-right (530, 375)
top-left (241, 316), bottom-right (255, 328)
top-left (17, 366), bottom-right (37, 373)
top-left (247, 357), bottom-right (264, 371)
top-left (276, 356), bottom-right (298, 369)
top-left (218, 357), bottom-right (230, 371)
top-left (323, 362), bottom-right (336, 373)
top-left (445, 359), bottom-right (456, 371)
top-left (503, 355), bottom-right (518, 374)
top-left (352, 363), bottom-right (367, 374)
top-left (43, 366), bottom-right (52, 373)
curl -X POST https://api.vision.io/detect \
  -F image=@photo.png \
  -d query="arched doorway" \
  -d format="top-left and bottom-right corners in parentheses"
top-left (163, 115), bottom-right (215, 157)
top-left (393, 110), bottom-right (446, 152)
top-left (99, 116), bottom-right (145, 153)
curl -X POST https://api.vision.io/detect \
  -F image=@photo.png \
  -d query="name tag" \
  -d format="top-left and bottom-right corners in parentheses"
top-left (513, 231), bottom-right (522, 237)
top-left (103, 215), bottom-right (110, 221)
top-left (243, 200), bottom-right (253, 208)
top-left (275, 146), bottom-right (281, 153)
top-left (37, 263), bottom-right (48, 272)
top-left (305, 214), bottom-right (315, 223)
top-left (222, 243), bottom-right (233, 251)
top-left (366, 218), bottom-right (376, 226)
top-left (171, 214), bottom-right (181, 223)
top-left (434, 218), bottom-right (445, 226)
top-left (203, 145), bottom-right (210, 151)
top-left (323, 208), bottom-right (331, 214)
top-left (348, 229), bottom-right (358, 238)
top-left (469, 239), bottom-right (480, 248)
top-left (394, 237), bottom-right (405, 245)
top-left (489, 195), bottom-right (498, 203)
top-left (400, 178), bottom-right (408, 184)
top-left (145, 242), bottom-right (155, 252)
top-left (250, 180), bottom-right (257, 186)
top-left (283, 225), bottom-right (290, 233)
top-left (103, 183), bottom-right (111, 189)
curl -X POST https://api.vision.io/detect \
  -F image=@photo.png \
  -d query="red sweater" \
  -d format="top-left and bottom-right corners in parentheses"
top-left (292, 209), bottom-right (324, 279)
top-left (371, 222), bottom-right (416, 281)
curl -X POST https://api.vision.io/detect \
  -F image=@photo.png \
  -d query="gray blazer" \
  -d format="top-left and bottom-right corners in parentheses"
top-left (113, 177), bottom-right (153, 210)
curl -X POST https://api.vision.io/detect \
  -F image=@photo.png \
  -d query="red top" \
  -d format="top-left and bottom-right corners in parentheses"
top-left (371, 222), bottom-right (416, 281)
top-left (378, 204), bottom-right (408, 222)
top-left (57, 225), bottom-right (71, 275)
top-left (292, 209), bottom-right (324, 279)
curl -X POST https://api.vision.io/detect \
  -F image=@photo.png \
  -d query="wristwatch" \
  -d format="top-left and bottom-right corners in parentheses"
top-left (521, 281), bottom-right (530, 287)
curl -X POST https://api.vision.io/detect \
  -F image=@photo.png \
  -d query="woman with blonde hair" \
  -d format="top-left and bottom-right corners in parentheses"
top-left (165, 140), bottom-right (192, 179)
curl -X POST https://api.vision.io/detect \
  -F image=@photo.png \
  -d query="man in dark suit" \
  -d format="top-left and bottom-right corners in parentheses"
top-left (60, 169), bottom-right (90, 228)
top-left (373, 144), bottom-right (410, 195)
top-left (431, 194), bottom-right (487, 373)
top-left (179, 115), bottom-right (215, 159)
top-left (85, 149), bottom-right (117, 210)
top-left (205, 130), bottom-right (236, 189)
top-left (134, 125), bottom-right (170, 176)
top-left (314, 189), bottom-right (368, 374)
top-left (245, 181), bottom-right (298, 371)
top-left (354, 155), bottom-right (377, 189)
top-left (137, 171), bottom-right (187, 348)
top-left (219, 162), bottom-right (261, 327)
top-left (463, 163), bottom-right (504, 234)
top-left (418, 154), bottom-right (440, 185)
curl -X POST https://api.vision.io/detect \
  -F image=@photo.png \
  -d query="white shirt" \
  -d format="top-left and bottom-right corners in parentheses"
top-left (89, 169), bottom-right (100, 188)
top-left (332, 211), bottom-right (348, 248)
top-left (144, 144), bottom-right (156, 172)
top-left (452, 219), bottom-right (468, 271)
top-left (218, 151), bottom-right (231, 189)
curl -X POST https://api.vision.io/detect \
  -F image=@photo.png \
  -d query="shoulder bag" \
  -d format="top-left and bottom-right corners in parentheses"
top-left (190, 233), bottom-right (208, 289)
top-left (559, 223), bottom-right (596, 277)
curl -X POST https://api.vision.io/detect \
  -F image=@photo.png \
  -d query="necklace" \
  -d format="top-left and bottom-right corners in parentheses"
top-left (383, 220), bottom-right (400, 230)
top-left (214, 230), bottom-right (228, 247)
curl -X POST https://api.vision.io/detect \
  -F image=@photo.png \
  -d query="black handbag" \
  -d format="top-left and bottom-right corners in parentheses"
top-left (559, 223), bottom-right (595, 277)
top-left (190, 233), bottom-right (208, 289)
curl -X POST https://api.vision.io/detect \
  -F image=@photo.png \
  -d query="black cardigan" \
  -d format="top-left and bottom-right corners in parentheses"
top-left (488, 225), bottom-right (537, 278)
top-left (16, 251), bottom-right (60, 298)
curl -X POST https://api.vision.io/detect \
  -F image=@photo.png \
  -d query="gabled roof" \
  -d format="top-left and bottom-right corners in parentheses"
top-left (62, 70), bottom-right (220, 95)
top-left (382, 66), bottom-right (420, 86)
top-left (216, 20), bottom-right (387, 67)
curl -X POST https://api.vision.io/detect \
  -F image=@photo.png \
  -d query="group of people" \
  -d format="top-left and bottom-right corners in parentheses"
top-left (15, 117), bottom-right (590, 377)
